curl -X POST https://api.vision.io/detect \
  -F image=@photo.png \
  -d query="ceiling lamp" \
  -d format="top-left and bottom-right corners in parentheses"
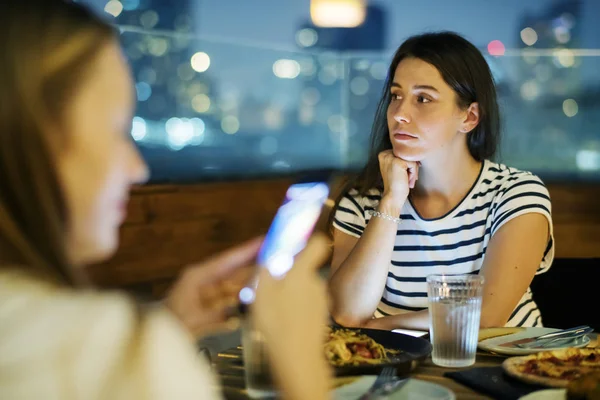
top-left (310, 0), bottom-right (366, 28)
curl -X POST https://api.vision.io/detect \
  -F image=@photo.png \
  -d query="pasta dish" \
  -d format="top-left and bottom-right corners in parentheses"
top-left (324, 328), bottom-right (399, 366)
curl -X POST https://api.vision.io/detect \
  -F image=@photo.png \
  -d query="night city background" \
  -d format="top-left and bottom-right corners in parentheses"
top-left (80, 0), bottom-right (600, 182)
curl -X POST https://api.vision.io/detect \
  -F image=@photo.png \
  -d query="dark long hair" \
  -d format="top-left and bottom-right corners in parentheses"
top-left (0, 1), bottom-right (115, 285)
top-left (357, 31), bottom-right (501, 194)
top-left (329, 32), bottom-right (501, 235)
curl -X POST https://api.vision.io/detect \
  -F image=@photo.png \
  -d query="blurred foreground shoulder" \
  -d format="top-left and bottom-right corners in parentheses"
top-left (0, 271), bottom-right (222, 400)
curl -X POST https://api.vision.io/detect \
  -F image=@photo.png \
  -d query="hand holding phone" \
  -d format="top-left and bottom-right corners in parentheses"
top-left (238, 180), bottom-right (330, 305)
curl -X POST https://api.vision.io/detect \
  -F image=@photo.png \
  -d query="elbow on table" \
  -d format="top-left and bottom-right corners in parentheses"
top-left (330, 311), bottom-right (371, 329)
top-left (328, 290), bottom-right (373, 328)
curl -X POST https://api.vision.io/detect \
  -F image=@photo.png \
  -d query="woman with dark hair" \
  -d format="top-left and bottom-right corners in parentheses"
top-left (0, 1), bottom-right (331, 398)
top-left (329, 32), bottom-right (554, 331)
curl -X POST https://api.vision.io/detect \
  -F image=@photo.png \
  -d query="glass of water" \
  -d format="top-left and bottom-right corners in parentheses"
top-left (241, 321), bottom-right (277, 398)
top-left (427, 274), bottom-right (484, 368)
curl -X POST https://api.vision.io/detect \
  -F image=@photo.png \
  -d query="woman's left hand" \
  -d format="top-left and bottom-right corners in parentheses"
top-left (165, 238), bottom-right (262, 338)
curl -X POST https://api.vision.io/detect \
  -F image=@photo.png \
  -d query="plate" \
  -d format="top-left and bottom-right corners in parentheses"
top-left (331, 328), bottom-right (433, 377)
top-left (518, 389), bottom-right (566, 399)
top-left (334, 376), bottom-right (455, 400)
top-left (478, 327), bottom-right (590, 356)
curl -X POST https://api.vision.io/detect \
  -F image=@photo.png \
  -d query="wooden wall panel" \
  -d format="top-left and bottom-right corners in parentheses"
top-left (550, 185), bottom-right (600, 223)
top-left (86, 180), bottom-right (599, 292)
top-left (87, 179), bottom-right (293, 287)
top-left (550, 184), bottom-right (600, 258)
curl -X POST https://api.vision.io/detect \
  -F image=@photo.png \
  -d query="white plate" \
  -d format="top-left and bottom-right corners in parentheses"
top-left (519, 388), bottom-right (566, 400)
top-left (334, 376), bottom-right (455, 400)
top-left (478, 327), bottom-right (590, 356)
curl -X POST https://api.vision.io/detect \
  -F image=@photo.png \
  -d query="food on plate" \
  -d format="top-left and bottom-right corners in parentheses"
top-left (503, 348), bottom-right (600, 388)
top-left (324, 328), bottom-right (399, 366)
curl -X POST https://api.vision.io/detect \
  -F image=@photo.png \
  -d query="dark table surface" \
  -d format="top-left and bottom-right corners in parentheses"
top-left (214, 345), bottom-right (502, 399)
top-left (213, 332), bottom-right (599, 399)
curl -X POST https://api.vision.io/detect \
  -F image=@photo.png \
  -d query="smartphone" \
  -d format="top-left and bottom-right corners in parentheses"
top-left (238, 180), bottom-right (330, 305)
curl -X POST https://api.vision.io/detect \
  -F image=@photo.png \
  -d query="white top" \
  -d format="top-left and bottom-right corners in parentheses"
top-left (0, 271), bottom-right (222, 400)
top-left (333, 160), bottom-right (554, 327)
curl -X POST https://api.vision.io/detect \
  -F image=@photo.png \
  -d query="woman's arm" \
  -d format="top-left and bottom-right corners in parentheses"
top-left (329, 197), bottom-right (402, 327)
top-left (477, 212), bottom-right (549, 327)
top-left (358, 212), bottom-right (550, 330)
top-left (329, 152), bottom-right (418, 327)
top-left (365, 309), bottom-right (430, 330)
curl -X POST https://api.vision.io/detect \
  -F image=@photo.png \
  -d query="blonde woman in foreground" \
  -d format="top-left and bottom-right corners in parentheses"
top-left (0, 1), bottom-right (331, 399)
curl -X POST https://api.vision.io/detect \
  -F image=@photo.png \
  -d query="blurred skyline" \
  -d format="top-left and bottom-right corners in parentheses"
top-left (85, 1), bottom-right (600, 53)
top-left (192, 0), bottom-right (600, 50)
top-left (80, 0), bottom-right (600, 181)
top-left (196, 0), bottom-right (600, 84)
top-left (85, 0), bottom-right (600, 95)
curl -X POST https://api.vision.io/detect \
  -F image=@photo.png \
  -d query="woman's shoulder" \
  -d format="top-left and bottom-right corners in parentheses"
top-left (345, 187), bottom-right (383, 201)
top-left (0, 270), bottom-right (138, 329)
top-left (0, 271), bottom-right (217, 398)
top-left (0, 270), bottom-right (191, 364)
top-left (482, 160), bottom-right (548, 196)
top-left (485, 160), bottom-right (543, 180)
top-left (342, 187), bottom-right (383, 211)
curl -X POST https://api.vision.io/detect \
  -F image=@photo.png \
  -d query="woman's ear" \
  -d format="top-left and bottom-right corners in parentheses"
top-left (460, 102), bottom-right (480, 133)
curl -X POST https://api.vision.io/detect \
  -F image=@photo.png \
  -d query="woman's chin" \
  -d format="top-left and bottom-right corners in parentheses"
top-left (391, 146), bottom-right (425, 162)
top-left (81, 235), bottom-right (119, 265)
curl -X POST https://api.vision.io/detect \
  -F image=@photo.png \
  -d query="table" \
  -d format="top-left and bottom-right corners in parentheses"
top-left (213, 333), bottom-right (599, 399)
top-left (214, 346), bottom-right (503, 399)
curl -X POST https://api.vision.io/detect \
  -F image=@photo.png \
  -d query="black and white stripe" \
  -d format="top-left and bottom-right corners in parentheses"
top-left (333, 160), bottom-right (554, 328)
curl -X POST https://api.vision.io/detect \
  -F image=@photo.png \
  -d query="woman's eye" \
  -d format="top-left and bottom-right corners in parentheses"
top-left (417, 95), bottom-right (431, 103)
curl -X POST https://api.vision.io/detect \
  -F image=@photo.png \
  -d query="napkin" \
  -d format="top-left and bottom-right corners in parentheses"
top-left (444, 366), bottom-right (547, 400)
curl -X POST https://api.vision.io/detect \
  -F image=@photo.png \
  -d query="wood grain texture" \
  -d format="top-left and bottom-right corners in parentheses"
top-left (550, 184), bottom-right (600, 258)
top-left (86, 179), bottom-right (293, 288)
top-left (86, 180), bottom-right (600, 292)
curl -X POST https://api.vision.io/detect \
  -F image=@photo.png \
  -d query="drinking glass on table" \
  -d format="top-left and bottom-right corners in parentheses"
top-left (242, 320), bottom-right (276, 398)
top-left (427, 274), bottom-right (484, 368)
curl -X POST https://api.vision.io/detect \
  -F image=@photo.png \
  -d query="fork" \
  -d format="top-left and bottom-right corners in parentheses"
top-left (536, 334), bottom-right (591, 349)
top-left (515, 326), bottom-right (593, 349)
top-left (358, 367), bottom-right (396, 400)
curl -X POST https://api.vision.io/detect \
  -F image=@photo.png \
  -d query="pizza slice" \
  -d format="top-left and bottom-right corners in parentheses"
top-left (503, 348), bottom-right (600, 388)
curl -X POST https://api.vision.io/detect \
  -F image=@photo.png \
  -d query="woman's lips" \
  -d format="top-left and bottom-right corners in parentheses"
top-left (393, 131), bottom-right (418, 141)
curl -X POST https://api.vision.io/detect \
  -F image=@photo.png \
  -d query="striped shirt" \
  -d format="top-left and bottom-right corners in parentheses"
top-left (333, 160), bottom-right (554, 327)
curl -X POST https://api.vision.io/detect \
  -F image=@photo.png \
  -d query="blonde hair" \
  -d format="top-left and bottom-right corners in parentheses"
top-left (0, 1), bottom-right (116, 285)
